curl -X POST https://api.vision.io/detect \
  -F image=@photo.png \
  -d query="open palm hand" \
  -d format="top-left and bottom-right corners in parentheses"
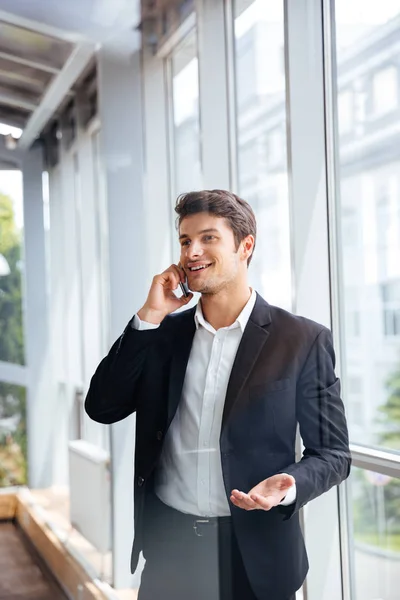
top-left (230, 474), bottom-right (295, 511)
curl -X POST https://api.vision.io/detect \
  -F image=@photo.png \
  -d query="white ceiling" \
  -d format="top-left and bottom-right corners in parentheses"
top-left (0, 0), bottom-right (141, 149)
top-left (0, 0), bottom-right (141, 49)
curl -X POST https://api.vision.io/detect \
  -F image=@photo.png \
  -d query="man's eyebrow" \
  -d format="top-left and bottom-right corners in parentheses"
top-left (179, 228), bottom-right (219, 240)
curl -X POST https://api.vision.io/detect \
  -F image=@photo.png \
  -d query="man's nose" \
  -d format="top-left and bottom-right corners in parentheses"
top-left (185, 241), bottom-right (204, 259)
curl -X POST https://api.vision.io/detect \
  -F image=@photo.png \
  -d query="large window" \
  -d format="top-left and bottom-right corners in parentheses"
top-left (0, 383), bottom-right (27, 487)
top-left (0, 171), bottom-right (24, 366)
top-left (0, 171), bottom-right (27, 486)
top-left (335, 0), bottom-right (400, 451)
top-left (169, 31), bottom-right (202, 197)
top-left (233, 0), bottom-right (292, 310)
top-left (349, 467), bottom-right (400, 600)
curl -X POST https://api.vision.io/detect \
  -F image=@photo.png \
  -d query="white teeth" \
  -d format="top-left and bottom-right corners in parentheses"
top-left (190, 264), bottom-right (210, 271)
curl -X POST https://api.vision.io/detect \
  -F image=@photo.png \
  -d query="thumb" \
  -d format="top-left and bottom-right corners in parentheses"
top-left (279, 474), bottom-right (295, 489)
top-left (178, 292), bottom-right (194, 306)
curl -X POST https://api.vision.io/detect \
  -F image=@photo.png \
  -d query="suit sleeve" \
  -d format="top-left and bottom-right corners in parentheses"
top-left (278, 327), bottom-right (351, 519)
top-left (84, 318), bottom-right (164, 424)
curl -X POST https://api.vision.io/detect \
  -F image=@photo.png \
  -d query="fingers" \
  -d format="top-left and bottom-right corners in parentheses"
top-left (156, 265), bottom-right (183, 290)
top-left (249, 493), bottom-right (277, 511)
top-left (230, 489), bottom-right (259, 511)
top-left (230, 490), bottom-right (277, 511)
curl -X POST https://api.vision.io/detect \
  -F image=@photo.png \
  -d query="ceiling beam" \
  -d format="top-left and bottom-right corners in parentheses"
top-left (18, 42), bottom-right (95, 150)
top-left (0, 50), bottom-right (61, 75)
top-left (0, 68), bottom-right (47, 94)
top-left (0, 9), bottom-right (85, 44)
top-left (0, 91), bottom-right (37, 112)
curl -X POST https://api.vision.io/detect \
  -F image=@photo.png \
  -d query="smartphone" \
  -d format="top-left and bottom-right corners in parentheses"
top-left (179, 277), bottom-right (190, 298)
top-left (178, 263), bottom-right (190, 298)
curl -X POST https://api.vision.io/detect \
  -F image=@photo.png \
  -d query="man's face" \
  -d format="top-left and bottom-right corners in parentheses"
top-left (179, 213), bottom-right (249, 295)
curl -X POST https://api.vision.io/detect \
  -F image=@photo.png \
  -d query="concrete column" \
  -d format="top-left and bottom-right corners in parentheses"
top-left (22, 143), bottom-right (53, 488)
top-left (97, 45), bottom-right (146, 589)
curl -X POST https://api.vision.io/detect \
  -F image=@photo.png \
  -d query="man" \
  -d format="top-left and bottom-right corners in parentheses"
top-left (85, 190), bottom-right (351, 600)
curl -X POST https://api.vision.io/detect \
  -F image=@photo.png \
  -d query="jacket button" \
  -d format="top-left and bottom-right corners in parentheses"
top-left (137, 476), bottom-right (145, 487)
top-left (156, 431), bottom-right (163, 441)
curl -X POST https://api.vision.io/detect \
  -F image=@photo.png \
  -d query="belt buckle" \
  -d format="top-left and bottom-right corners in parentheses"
top-left (193, 519), bottom-right (210, 537)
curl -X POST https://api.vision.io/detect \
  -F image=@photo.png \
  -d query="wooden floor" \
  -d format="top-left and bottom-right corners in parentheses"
top-left (0, 521), bottom-right (68, 600)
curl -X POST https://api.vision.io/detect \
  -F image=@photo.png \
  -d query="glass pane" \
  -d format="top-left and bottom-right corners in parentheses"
top-left (335, 0), bottom-right (400, 450)
top-left (0, 171), bottom-right (25, 365)
top-left (350, 467), bottom-right (400, 600)
top-left (0, 382), bottom-right (27, 487)
top-left (92, 130), bottom-right (110, 359)
top-left (234, 0), bottom-right (292, 310)
top-left (170, 31), bottom-right (202, 196)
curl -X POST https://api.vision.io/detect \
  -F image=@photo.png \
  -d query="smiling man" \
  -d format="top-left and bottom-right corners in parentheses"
top-left (85, 189), bottom-right (351, 600)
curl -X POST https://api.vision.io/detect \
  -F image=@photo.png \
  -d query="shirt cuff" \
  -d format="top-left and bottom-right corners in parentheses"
top-left (132, 314), bottom-right (160, 330)
top-left (279, 477), bottom-right (297, 506)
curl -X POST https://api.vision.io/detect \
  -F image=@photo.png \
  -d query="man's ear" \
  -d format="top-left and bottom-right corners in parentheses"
top-left (241, 235), bottom-right (255, 262)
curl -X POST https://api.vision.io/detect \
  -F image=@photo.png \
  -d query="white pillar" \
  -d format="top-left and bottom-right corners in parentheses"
top-left (97, 45), bottom-right (146, 590)
top-left (197, 0), bottom-right (232, 190)
top-left (47, 164), bottom-right (69, 486)
top-left (285, 1), bottom-right (343, 599)
top-left (22, 144), bottom-right (53, 488)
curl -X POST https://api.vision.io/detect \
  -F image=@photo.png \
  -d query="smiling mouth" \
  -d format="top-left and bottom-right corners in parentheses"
top-left (188, 264), bottom-right (212, 272)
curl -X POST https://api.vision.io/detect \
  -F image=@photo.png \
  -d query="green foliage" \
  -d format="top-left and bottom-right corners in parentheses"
top-left (0, 383), bottom-right (27, 486)
top-left (0, 192), bottom-right (24, 365)
top-left (0, 192), bottom-right (27, 486)
top-left (352, 365), bottom-right (400, 552)
top-left (378, 367), bottom-right (400, 450)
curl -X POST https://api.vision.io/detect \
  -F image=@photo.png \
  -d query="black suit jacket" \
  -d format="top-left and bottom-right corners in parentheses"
top-left (85, 293), bottom-right (351, 599)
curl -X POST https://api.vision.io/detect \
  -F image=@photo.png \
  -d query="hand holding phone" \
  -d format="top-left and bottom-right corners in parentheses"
top-left (137, 263), bottom-right (192, 324)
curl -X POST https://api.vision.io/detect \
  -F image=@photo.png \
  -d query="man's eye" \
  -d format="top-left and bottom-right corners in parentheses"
top-left (204, 236), bottom-right (215, 242)
top-left (181, 240), bottom-right (190, 246)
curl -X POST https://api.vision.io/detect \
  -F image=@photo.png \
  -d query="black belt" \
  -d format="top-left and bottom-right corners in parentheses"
top-left (147, 491), bottom-right (232, 538)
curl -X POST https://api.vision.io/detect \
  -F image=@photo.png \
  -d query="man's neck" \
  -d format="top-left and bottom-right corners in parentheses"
top-left (200, 286), bottom-right (252, 330)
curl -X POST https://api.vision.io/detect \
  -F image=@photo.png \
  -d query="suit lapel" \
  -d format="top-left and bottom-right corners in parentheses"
top-left (167, 308), bottom-right (196, 428)
top-left (222, 293), bottom-right (272, 428)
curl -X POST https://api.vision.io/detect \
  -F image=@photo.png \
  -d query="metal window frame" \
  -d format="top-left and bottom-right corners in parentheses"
top-left (351, 444), bottom-right (400, 478)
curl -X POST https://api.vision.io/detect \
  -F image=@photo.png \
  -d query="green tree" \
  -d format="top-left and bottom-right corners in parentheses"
top-left (0, 192), bottom-right (24, 364)
top-left (378, 365), bottom-right (400, 450)
top-left (375, 365), bottom-right (400, 541)
top-left (0, 191), bottom-right (26, 486)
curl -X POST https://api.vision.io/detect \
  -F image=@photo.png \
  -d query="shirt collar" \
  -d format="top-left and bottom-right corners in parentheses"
top-left (194, 288), bottom-right (257, 333)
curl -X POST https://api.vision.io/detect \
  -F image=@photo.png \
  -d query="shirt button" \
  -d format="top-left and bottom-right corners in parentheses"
top-left (137, 476), bottom-right (145, 487)
top-left (156, 430), bottom-right (163, 441)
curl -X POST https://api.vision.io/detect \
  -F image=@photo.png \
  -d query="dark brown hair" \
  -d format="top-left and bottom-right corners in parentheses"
top-left (175, 189), bottom-right (256, 265)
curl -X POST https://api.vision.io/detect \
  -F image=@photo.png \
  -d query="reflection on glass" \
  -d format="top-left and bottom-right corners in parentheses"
top-left (0, 383), bottom-right (27, 486)
top-left (171, 32), bottom-right (202, 195)
top-left (350, 467), bottom-right (400, 600)
top-left (335, 1), bottom-right (400, 450)
top-left (234, 0), bottom-right (291, 310)
top-left (0, 171), bottom-right (25, 365)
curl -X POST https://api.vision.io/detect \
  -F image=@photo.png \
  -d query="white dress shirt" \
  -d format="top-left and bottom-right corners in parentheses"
top-left (132, 290), bottom-right (296, 516)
